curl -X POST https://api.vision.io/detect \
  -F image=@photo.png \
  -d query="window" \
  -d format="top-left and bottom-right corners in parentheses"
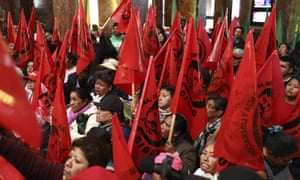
top-left (251, 0), bottom-right (273, 26)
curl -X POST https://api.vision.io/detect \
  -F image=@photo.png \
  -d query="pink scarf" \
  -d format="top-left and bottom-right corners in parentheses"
top-left (68, 103), bottom-right (91, 124)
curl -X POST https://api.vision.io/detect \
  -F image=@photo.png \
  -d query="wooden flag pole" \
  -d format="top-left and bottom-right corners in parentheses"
top-left (101, 17), bottom-right (111, 28)
top-left (167, 114), bottom-right (176, 142)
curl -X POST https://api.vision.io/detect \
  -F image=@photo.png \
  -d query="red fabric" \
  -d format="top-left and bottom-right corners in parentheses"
top-left (257, 51), bottom-right (286, 127)
top-left (202, 15), bottom-right (227, 71)
top-left (214, 29), bottom-right (264, 172)
top-left (27, 7), bottom-right (36, 54)
top-left (114, 6), bottom-right (146, 95)
top-left (34, 21), bottom-right (54, 71)
top-left (255, 5), bottom-right (277, 71)
top-left (228, 16), bottom-right (239, 37)
top-left (0, 38), bottom-right (41, 149)
top-left (207, 37), bottom-right (234, 98)
top-left (52, 17), bottom-right (61, 46)
top-left (110, 0), bottom-right (132, 33)
top-left (14, 9), bottom-right (32, 68)
top-left (31, 50), bottom-right (55, 123)
top-left (170, 11), bottom-right (182, 33)
top-left (71, 166), bottom-right (119, 180)
top-left (46, 77), bottom-right (71, 162)
top-left (154, 30), bottom-right (183, 86)
top-left (7, 12), bottom-right (16, 44)
top-left (211, 17), bottom-right (221, 46)
top-left (70, 11), bottom-right (78, 55)
top-left (283, 91), bottom-right (300, 158)
top-left (142, 6), bottom-right (160, 56)
top-left (170, 18), bottom-right (207, 140)
top-left (54, 30), bottom-right (70, 82)
top-left (112, 115), bottom-right (140, 180)
top-left (73, 1), bottom-right (95, 75)
top-left (0, 156), bottom-right (25, 180)
top-left (197, 18), bottom-right (212, 65)
top-left (128, 57), bottom-right (163, 169)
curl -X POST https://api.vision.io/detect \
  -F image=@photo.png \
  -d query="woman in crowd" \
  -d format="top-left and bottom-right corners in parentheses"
top-left (0, 135), bottom-right (111, 180)
top-left (278, 42), bottom-right (291, 57)
top-left (161, 113), bottom-right (196, 178)
top-left (193, 142), bottom-right (218, 179)
top-left (68, 88), bottom-right (98, 141)
top-left (158, 84), bottom-right (175, 122)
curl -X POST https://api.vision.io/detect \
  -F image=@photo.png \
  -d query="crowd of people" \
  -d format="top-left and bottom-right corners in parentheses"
top-left (0, 8), bottom-right (299, 179)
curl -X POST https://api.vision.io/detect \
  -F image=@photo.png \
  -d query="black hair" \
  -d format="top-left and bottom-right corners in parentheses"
top-left (93, 69), bottom-right (114, 86)
top-left (278, 42), bottom-right (291, 51)
top-left (66, 52), bottom-right (78, 66)
top-left (234, 26), bottom-right (244, 34)
top-left (172, 113), bottom-right (192, 142)
top-left (92, 24), bottom-right (99, 31)
top-left (279, 55), bottom-right (295, 69)
top-left (71, 88), bottom-right (93, 102)
top-left (208, 96), bottom-right (228, 115)
top-left (160, 84), bottom-right (175, 97)
top-left (72, 136), bottom-right (110, 167)
top-left (263, 128), bottom-right (297, 157)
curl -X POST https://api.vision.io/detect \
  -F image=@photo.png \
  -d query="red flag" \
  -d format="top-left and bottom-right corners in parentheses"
top-left (54, 30), bottom-right (70, 81)
top-left (34, 21), bottom-right (54, 71)
top-left (28, 7), bottom-right (36, 53)
top-left (0, 37), bottom-right (41, 148)
top-left (14, 9), bottom-right (33, 67)
top-left (202, 14), bottom-right (227, 71)
top-left (46, 76), bottom-right (71, 162)
top-left (197, 18), bottom-right (212, 64)
top-left (52, 16), bottom-right (61, 46)
top-left (207, 37), bottom-right (234, 98)
top-left (110, 0), bottom-right (132, 33)
top-left (211, 17), bottom-right (221, 46)
top-left (114, 6), bottom-right (146, 95)
top-left (7, 12), bottom-right (16, 44)
top-left (0, 156), bottom-right (25, 180)
top-left (171, 18), bottom-right (207, 140)
top-left (257, 51), bottom-right (286, 127)
top-left (255, 5), bottom-right (277, 71)
top-left (128, 57), bottom-right (163, 168)
top-left (112, 115), bottom-right (140, 180)
top-left (170, 11), bottom-right (182, 33)
top-left (142, 6), bottom-right (160, 56)
top-left (71, 1), bottom-right (95, 75)
top-left (228, 16), bottom-right (240, 37)
top-left (31, 50), bottom-right (55, 122)
top-left (153, 30), bottom-right (184, 81)
top-left (71, 166), bottom-right (120, 180)
top-left (214, 29), bottom-right (264, 172)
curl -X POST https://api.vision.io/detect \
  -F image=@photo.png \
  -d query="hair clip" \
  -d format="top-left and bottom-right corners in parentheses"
top-left (268, 125), bottom-right (283, 134)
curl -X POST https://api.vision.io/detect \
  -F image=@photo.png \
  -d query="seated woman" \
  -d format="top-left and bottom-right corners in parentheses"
top-left (263, 126), bottom-right (298, 180)
top-left (161, 113), bottom-right (196, 178)
top-left (193, 142), bottom-right (218, 179)
top-left (67, 88), bottom-right (98, 141)
top-left (0, 135), bottom-right (113, 180)
top-left (158, 84), bottom-right (175, 122)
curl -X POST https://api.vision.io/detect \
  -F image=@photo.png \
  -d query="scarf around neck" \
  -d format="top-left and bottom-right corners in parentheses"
top-left (68, 103), bottom-right (91, 124)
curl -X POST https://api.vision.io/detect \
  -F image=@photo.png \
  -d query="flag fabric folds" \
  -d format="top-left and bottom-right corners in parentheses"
top-left (14, 9), bottom-right (32, 67)
top-left (142, 5), bottom-right (160, 56)
top-left (112, 115), bottom-right (140, 180)
top-left (197, 18), bottom-right (212, 65)
top-left (255, 5), bottom-right (277, 71)
top-left (207, 37), bottom-right (234, 98)
top-left (257, 51), bottom-right (286, 127)
top-left (114, 6), bottom-right (146, 95)
top-left (7, 12), bottom-right (16, 44)
top-left (70, 0), bottom-right (95, 75)
top-left (214, 29), bottom-right (264, 172)
top-left (110, 0), bottom-right (132, 33)
top-left (0, 37), bottom-right (41, 149)
top-left (128, 57), bottom-right (163, 169)
top-left (52, 16), bottom-right (61, 46)
top-left (171, 18), bottom-right (207, 140)
top-left (46, 77), bottom-right (71, 162)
